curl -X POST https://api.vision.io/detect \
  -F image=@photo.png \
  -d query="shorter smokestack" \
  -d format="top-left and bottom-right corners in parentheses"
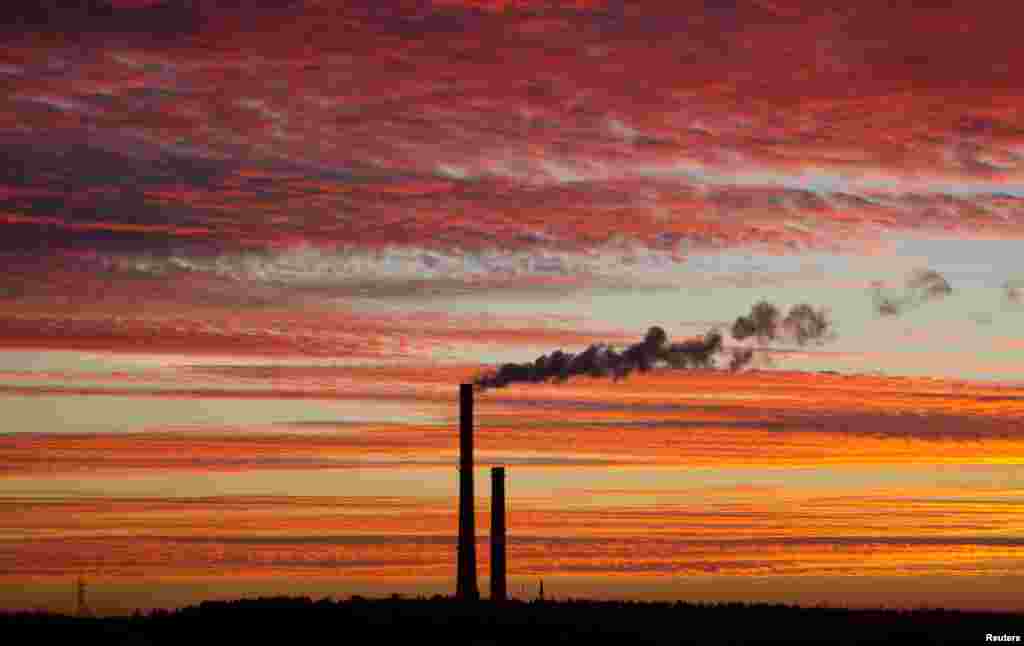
top-left (490, 466), bottom-right (506, 602)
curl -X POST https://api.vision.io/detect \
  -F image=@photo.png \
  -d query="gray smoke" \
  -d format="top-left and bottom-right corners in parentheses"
top-left (475, 325), bottom-right (726, 390)
top-left (475, 298), bottom-right (835, 389)
top-left (726, 301), bottom-right (833, 371)
top-left (731, 301), bottom-right (780, 342)
top-left (662, 330), bottom-right (724, 369)
top-left (873, 269), bottom-right (952, 316)
top-left (782, 303), bottom-right (833, 345)
top-left (731, 301), bottom-right (833, 346)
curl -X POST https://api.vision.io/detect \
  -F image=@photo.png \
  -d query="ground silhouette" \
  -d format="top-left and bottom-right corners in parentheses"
top-left (3, 595), bottom-right (1023, 645)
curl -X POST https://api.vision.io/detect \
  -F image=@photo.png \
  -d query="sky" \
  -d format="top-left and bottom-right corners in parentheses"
top-left (2, 0), bottom-right (1024, 614)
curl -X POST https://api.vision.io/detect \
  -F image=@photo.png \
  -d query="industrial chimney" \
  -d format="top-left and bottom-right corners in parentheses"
top-left (490, 466), bottom-right (507, 602)
top-left (456, 384), bottom-right (479, 600)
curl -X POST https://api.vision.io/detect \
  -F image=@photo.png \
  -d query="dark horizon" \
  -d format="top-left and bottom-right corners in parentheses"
top-left (6, 594), bottom-right (1024, 646)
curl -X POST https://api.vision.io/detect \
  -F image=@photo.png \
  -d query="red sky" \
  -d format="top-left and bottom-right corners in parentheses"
top-left (0, 1), bottom-right (1021, 376)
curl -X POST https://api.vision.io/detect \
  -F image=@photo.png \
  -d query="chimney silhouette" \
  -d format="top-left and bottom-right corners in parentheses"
top-left (456, 384), bottom-right (479, 600)
top-left (490, 466), bottom-right (507, 602)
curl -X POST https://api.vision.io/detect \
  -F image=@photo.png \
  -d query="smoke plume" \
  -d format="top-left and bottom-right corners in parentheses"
top-left (475, 326), bottom-right (726, 390)
top-left (872, 268), bottom-right (952, 316)
top-left (731, 301), bottom-right (833, 346)
top-left (475, 301), bottom-right (834, 390)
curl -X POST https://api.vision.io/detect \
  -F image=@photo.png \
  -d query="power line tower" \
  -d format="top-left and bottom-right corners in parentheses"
top-left (75, 577), bottom-right (93, 618)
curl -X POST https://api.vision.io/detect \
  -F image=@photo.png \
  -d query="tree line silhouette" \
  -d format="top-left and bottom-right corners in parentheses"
top-left (2, 595), bottom-right (1021, 645)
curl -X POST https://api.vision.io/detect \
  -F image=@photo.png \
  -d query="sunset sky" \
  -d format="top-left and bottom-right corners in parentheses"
top-left (2, 0), bottom-right (1024, 614)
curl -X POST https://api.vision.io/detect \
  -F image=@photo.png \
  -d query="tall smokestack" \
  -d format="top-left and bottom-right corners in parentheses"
top-left (456, 384), bottom-right (479, 600)
top-left (490, 466), bottom-right (507, 602)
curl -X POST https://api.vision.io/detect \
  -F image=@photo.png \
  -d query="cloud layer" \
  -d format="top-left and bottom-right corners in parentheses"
top-left (2, 1), bottom-right (1024, 301)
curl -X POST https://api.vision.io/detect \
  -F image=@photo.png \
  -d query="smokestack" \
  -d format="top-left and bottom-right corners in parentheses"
top-left (490, 466), bottom-right (507, 603)
top-left (456, 384), bottom-right (479, 600)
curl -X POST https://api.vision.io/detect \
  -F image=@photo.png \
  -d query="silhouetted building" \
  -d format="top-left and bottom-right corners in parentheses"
top-left (456, 384), bottom-right (479, 600)
top-left (490, 466), bottom-right (506, 602)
